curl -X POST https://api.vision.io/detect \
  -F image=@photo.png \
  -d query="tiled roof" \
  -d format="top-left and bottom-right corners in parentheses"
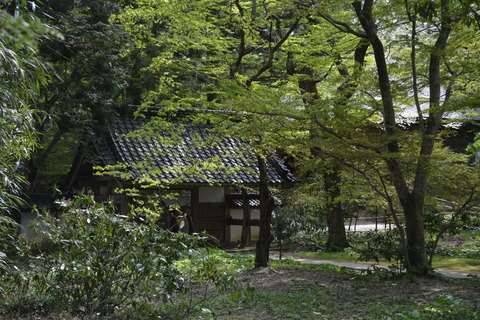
top-left (94, 116), bottom-right (296, 186)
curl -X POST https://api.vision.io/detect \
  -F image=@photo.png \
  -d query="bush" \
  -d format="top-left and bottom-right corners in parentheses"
top-left (1, 195), bottom-right (233, 319)
top-left (272, 206), bottom-right (300, 258)
top-left (283, 203), bottom-right (327, 251)
top-left (0, 215), bottom-right (28, 296)
top-left (0, 216), bottom-right (15, 273)
top-left (435, 244), bottom-right (480, 259)
top-left (298, 231), bottom-right (328, 252)
top-left (355, 229), bottom-right (403, 266)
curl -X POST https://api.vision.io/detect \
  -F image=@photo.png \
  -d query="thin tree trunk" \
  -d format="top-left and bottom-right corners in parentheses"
top-left (428, 190), bottom-right (476, 264)
top-left (279, 239), bottom-right (283, 260)
top-left (376, 168), bottom-right (411, 270)
top-left (255, 155), bottom-right (275, 268)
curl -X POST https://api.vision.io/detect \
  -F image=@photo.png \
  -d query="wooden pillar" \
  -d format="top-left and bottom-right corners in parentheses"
top-left (191, 187), bottom-right (199, 233)
top-left (240, 188), bottom-right (251, 248)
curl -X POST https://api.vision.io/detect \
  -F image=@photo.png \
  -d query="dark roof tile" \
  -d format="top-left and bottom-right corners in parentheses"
top-left (95, 116), bottom-right (296, 185)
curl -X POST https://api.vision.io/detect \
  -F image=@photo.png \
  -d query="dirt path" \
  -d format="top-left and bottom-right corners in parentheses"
top-left (276, 253), bottom-right (476, 279)
top-left (226, 247), bottom-right (478, 279)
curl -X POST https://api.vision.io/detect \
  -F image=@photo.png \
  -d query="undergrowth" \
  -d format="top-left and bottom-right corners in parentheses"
top-left (0, 196), bottom-right (245, 319)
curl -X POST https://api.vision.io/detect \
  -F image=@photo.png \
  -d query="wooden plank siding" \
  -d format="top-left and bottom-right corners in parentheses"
top-left (194, 203), bottom-right (226, 243)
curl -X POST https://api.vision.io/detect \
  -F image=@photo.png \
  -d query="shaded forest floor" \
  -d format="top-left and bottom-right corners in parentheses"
top-left (210, 265), bottom-right (480, 319)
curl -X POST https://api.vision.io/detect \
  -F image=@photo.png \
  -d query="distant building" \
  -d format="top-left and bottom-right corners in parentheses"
top-left (64, 110), bottom-right (296, 243)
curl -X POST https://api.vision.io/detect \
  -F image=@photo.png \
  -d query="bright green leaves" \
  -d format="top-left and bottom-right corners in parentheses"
top-left (0, 8), bottom-right (58, 211)
top-left (115, 0), bottom-right (307, 106)
top-left (115, 0), bottom-right (235, 105)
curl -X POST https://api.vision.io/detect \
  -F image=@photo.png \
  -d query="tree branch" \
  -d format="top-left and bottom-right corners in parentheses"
top-left (429, 188), bottom-right (477, 264)
top-left (404, 0), bottom-right (425, 131)
top-left (230, 0), bottom-right (247, 77)
top-left (316, 13), bottom-right (367, 38)
top-left (374, 165), bottom-right (411, 270)
top-left (246, 16), bottom-right (302, 86)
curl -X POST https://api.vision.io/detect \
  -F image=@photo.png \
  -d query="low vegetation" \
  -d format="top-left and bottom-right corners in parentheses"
top-left (0, 196), bottom-right (240, 319)
top-left (208, 262), bottom-right (480, 320)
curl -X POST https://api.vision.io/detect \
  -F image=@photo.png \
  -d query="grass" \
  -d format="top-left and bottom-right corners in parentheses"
top-left (292, 250), bottom-right (361, 262)
top-left (212, 285), bottom-right (334, 320)
top-left (433, 256), bottom-right (480, 273)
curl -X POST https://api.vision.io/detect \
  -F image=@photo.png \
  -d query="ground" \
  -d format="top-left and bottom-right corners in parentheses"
top-left (212, 265), bottom-right (480, 319)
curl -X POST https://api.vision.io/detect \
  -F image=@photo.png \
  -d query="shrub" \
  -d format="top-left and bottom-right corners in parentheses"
top-left (435, 244), bottom-right (480, 259)
top-left (0, 216), bottom-right (16, 271)
top-left (271, 206), bottom-right (300, 259)
top-left (282, 203), bottom-right (327, 251)
top-left (1, 194), bottom-right (232, 319)
top-left (355, 229), bottom-right (403, 266)
top-left (0, 215), bottom-right (28, 296)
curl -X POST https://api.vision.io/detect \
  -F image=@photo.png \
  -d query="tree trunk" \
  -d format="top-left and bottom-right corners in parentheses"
top-left (255, 155), bottom-right (275, 268)
top-left (286, 37), bottom-right (368, 253)
top-left (288, 64), bottom-right (351, 252)
top-left (401, 194), bottom-right (428, 273)
top-left (279, 239), bottom-right (283, 260)
top-left (324, 165), bottom-right (350, 251)
top-left (352, 0), bottom-right (453, 273)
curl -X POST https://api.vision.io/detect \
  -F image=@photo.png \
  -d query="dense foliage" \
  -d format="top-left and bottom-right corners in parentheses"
top-left (0, 0), bottom-right (479, 303)
top-left (0, 1), bottom-right (479, 319)
top-left (27, 0), bottom-right (135, 192)
top-left (112, 0), bottom-right (480, 271)
top-left (0, 2), bottom-right (55, 212)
